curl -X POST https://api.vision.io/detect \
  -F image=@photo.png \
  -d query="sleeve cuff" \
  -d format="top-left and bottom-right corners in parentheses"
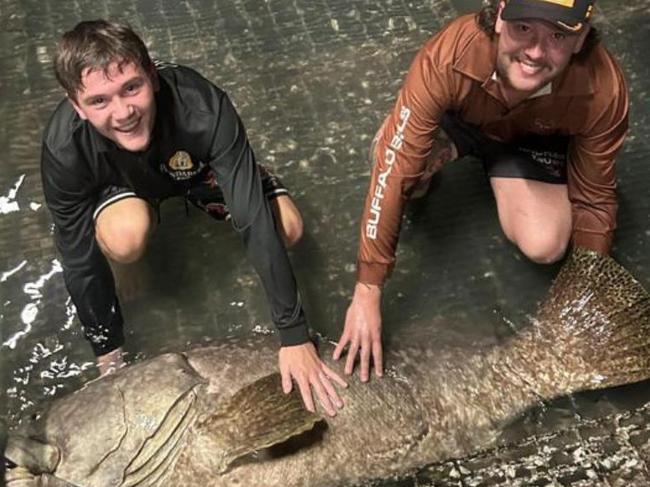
top-left (278, 323), bottom-right (311, 347)
top-left (356, 261), bottom-right (392, 286)
top-left (85, 301), bottom-right (125, 357)
top-left (572, 229), bottom-right (612, 255)
top-left (88, 321), bottom-right (125, 357)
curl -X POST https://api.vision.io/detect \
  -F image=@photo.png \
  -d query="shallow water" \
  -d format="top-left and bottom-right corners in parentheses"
top-left (1, 0), bottom-right (649, 482)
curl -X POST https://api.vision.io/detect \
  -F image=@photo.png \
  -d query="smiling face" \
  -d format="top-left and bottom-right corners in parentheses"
top-left (70, 60), bottom-right (157, 152)
top-left (494, 2), bottom-right (589, 104)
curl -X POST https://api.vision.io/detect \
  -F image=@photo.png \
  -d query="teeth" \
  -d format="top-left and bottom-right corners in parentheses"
top-left (116, 119), bottom-right (140, 133)
top-left (518, 60), bottom-right (542, 75)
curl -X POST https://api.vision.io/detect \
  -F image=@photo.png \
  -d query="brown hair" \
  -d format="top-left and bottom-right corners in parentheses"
top-left (54, 20), bottom-right (154, 98)
top-left (476, 0), bottom-right (600, 61)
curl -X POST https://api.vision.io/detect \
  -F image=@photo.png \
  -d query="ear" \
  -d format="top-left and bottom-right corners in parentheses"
top-left (67, 94), bottom-right (88, 120)
top-left (572, 25), bottom-right (591, 54)
top-left (495, 1), bottom-right (506, 35)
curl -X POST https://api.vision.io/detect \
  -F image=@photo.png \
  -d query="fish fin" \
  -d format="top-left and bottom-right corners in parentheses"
top-left (195, 373), bottom-right (323, 474)
top-left (532, 247), bottom-right (650, 392)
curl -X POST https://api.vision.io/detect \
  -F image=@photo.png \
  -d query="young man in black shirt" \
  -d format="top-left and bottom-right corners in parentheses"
top-left (42, 20), bottom-right (345, 416)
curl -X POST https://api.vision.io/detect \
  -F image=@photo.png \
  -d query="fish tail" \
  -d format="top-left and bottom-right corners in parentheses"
top-left (513, 247), bottom-right (650, 396)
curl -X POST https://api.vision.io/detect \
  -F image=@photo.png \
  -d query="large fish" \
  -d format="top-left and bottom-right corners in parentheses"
top-left (5, 248), bottom-right (650, 487)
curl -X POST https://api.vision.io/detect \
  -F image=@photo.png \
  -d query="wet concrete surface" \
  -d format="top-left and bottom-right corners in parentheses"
top-left (391, 398), bottom-right (650, 486)
top-left (1, 0), bottom-right (649, 485)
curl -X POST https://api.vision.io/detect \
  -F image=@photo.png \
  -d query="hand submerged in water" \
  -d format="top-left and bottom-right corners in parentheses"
top-left (333, 282), bottom-right (383, 382)
top-left (96, 347), bottom-right (125, 376)
top-left (279, 342), bottom-right (347, 417)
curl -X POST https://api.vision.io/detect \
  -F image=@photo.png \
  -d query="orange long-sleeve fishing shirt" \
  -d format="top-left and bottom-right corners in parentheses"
top-left (357, 13), bottom-right (629, 286)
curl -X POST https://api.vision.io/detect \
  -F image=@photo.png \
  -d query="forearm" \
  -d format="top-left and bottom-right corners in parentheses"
top-left (62, 263), bottom-right (125, 356)
top-left (209, 92), bottom-right (310, 346)
top-left (568, 63), bottom-right (628, 256)
top-left (238, 204), bottom-right (310, 346)
top-left (568, 165), bottom-right (618, 255)
top-left (53, 215), bottom-right (125, 357)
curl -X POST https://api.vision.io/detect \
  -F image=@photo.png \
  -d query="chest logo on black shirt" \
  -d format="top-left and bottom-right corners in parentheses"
top-left (169, 151), bottom-right (193, 170)
top-left (163, 151), bottom-right (203, 181)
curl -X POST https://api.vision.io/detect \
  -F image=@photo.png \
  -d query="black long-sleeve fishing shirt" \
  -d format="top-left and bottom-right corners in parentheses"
top-left (41, 62), bottom-right (309, 356)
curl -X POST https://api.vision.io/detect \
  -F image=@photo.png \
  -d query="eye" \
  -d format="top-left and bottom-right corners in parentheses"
top-left (515, 23), bottom-right (531, 33)
top-left (124, 81), bottom-right (143, 95)
top-left (553, 31), bottom-right (567, 41)
top-left (90, 97), bottom-right (106, 107)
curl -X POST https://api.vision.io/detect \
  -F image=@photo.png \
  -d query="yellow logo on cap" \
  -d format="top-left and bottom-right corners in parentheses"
top-left (538, 0), bottom-right (575, 6)
top-left (558, 21), bottom-right (583, 31)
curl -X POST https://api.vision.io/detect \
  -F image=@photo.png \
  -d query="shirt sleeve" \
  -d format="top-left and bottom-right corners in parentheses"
top-left (41, 143), bottom-right (125, 356)
top-left (357, 40), bottom-right (454, 285)
top-left (568, 61), bottom-right (629, 255)
top-left (206, 93), bottom-right (310, 346)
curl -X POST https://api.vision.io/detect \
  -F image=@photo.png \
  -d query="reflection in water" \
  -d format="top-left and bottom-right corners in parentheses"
top-left (1, 0), bottom-right (650, 483)
top-left (1, 261), bottom-right (27, 283)
top-left (4, 259), bottom-right (62, 350)
top-left (0, 175), bottom-right (25, 215)
top-left (2, 258), bottom-right (92, 415)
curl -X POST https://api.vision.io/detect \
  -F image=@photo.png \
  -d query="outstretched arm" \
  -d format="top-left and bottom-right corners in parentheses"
top-left (41, 143), bottom-right (125, 361)
top-left (206, 91), bottom-right (346, 413)
top-left (337, 34), bottom-right (453, 378)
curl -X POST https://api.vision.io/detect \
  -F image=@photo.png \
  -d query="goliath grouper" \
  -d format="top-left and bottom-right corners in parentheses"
top-left (5, 248), bottom-right (650, 486)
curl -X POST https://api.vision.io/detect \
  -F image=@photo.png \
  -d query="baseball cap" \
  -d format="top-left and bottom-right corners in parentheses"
top-left (501, 0), bottom-right (594, 32)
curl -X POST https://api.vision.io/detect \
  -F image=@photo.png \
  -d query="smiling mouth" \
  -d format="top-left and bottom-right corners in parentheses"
top-left (517, 59), bottom-right (545, 75)
top-left (114, 117), bottom-right (142, 134)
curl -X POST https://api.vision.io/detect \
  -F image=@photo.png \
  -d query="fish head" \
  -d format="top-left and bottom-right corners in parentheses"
top-left (7, 353), bottom-right (205, 487)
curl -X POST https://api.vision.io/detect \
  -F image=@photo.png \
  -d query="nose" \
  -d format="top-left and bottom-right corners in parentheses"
top-left (113, 97), bottom-right (134, 122)
top-left (523, 37), bottom-right (545, 61)
top-left (522, 30), bottom-right (550, 62)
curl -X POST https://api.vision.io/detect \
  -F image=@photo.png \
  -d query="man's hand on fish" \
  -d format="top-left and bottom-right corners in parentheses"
top-left (333, 282), bottom-right (383, 382)
top-left (279, 341), bottom-right (347, 416)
